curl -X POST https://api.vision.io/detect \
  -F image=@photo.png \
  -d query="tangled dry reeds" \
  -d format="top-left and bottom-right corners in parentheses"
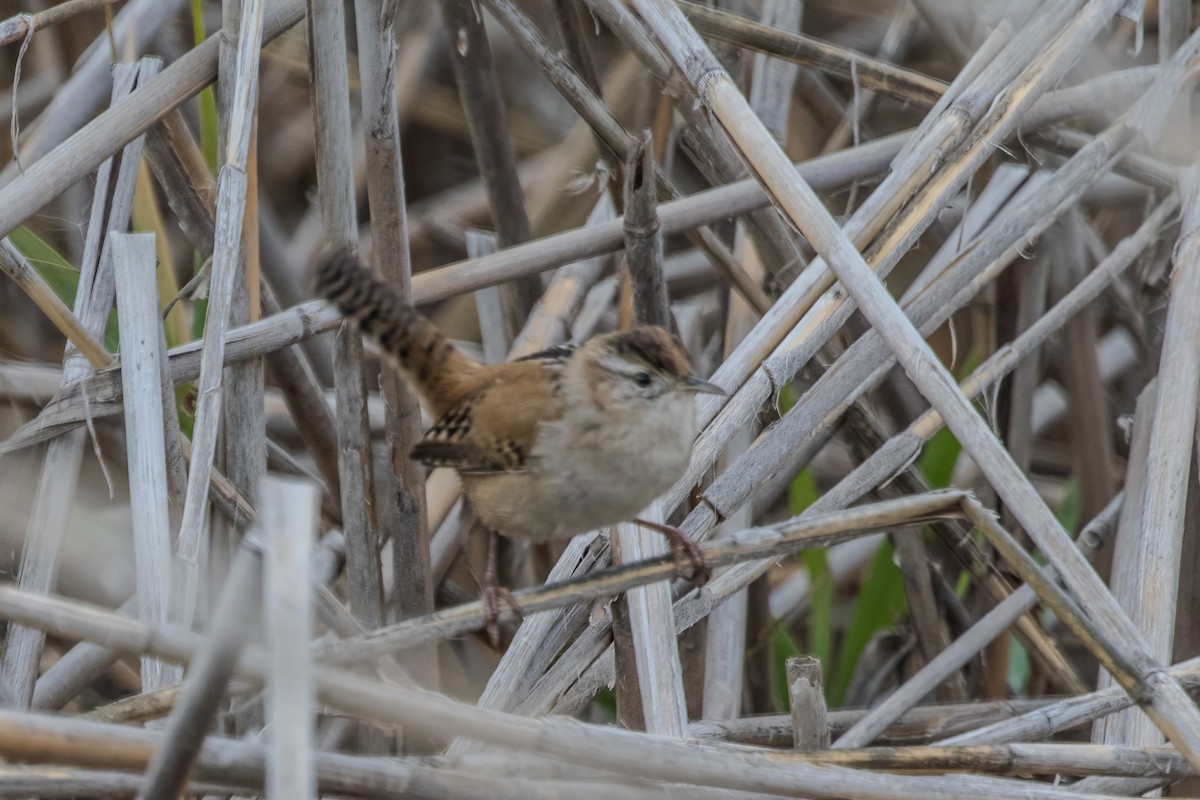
top-left (0, 0), bottom-right (1198, 797)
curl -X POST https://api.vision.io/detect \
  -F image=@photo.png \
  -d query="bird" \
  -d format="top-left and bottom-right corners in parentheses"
top-left (313, 247), bottom-right (724, 645)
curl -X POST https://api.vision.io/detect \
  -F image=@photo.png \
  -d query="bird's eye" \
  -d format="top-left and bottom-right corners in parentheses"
top-left (633, 371), bottom-right (652, 387)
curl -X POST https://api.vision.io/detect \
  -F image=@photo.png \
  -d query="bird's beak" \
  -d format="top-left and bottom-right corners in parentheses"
top-left (683, 375), bottom-right (727, 396)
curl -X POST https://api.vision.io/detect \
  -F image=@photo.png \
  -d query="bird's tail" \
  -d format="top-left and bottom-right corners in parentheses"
top-left (312, 247), bottom-right (479, 414)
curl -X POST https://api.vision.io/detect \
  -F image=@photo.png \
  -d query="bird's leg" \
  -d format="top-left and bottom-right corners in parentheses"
top-left (633, 518), bottom-right (712, 585)
top-left (481, 529), bottom-right (524, 649)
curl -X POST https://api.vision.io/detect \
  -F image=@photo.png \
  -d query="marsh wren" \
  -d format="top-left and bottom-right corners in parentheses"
top-left (314, 248), bottom-right (723, 643)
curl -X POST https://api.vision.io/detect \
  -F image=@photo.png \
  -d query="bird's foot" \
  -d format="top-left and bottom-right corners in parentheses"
top-left (481, 575), bottom-right (524, 650)
top-left (481, 529), bottom-right (524, 649)
top-left (633, 518), bottom-right (712, 585)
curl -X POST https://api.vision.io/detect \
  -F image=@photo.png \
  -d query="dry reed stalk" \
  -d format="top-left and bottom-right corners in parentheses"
top-left (0, 0), bottom-right (123, 47)
top-left (439, 0), bottom-right (542, 331)
top-left (214, 0), bottom-right (268, 644)
top-left (786, 656), bottom-right (829, 751)
top-left (1102, 165), bottom-right (1200, 750)
top-left (1095, 379), bottom-right (1157, 746)
top-left (768, 742), bottom-right (1196, 779)
top-left (701, 242), bottom-right (772, 719)
top-left (677, 0), bottom-right (945, 105)
top-left (615, 502), bottom-right (689, 736)
top-left (688, 697), bottom-right (1059, 748)
top-left (0, 707), bottom-right (669, 799)
top-left (139, 1), bottom-right (269, 793)
top-left (110, 233), bottom-right (174, 693)
top-left (307, 0), bottom-right (384, 640)
top-left (354, 0), bottom-right (435, 693)
top-left (467, 231), bottom-right (510, 364)
top-left (323, 493), bottom-right (966, 661)
top-left (172, 0), bottom-right (266, 637)
top-left (623, 132), bottom-right (670, 329)
top-left (946, 651), bottom-right (1200, 747)
top-left (262, 475), bottom-right (319, 799)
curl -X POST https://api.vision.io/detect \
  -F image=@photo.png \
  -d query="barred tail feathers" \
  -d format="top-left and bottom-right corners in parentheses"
top-left (313, 247), bottom-right (478, 413)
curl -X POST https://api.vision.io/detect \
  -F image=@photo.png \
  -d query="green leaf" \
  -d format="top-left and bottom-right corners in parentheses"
top-left (9, 226), bottom-right (80, 305)
top-left (829, 538), bottom-right (908, 707)
top-left (788, 467), bottom-right (819, 515)
top-left (918, 426), bottom-right (962, 489)
top-left (175, 384), bottom-right (195, 440)
top-left (770, 623), bottom-right (803, 712)
top-left (192, 0), bottom-right (219, 173)
top-left (593, 688), bottom-right (616, 719)
top-left (191, 294), bottom-right (209, 340)
top-left (1007, 634), bottom-right (1030, 694)
top-left (10, 226), bottom-right (120, 352)
top-left (802, 548), bottom-right (833, 672)
top-left (1056, 477), bottom-right (1081, 537)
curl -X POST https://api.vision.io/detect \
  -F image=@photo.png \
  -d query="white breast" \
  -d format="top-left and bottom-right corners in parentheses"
top-left (526, 393), bottom-right (696, 539)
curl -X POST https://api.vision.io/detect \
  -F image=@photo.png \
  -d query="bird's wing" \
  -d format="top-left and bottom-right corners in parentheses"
top-left (410, 360), bottom-right (564, 475)
top-left (515, 343), bottom-right (577, 363)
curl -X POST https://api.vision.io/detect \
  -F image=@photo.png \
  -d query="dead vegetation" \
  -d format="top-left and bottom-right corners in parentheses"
top-left (0, 0), bottom-right (1198, 797)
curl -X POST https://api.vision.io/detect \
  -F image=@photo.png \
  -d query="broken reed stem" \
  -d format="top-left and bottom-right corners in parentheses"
top-left (786, 656), bottom-right (829, 751)
top-left (623, 130), bottom-right (670, 329)
top-left (583, 0), bottom-right (811, 285)
top-left (110, 233), bottom-right (174, 693)
top-left (439, 0), bottom-right (542, 325)
top-left (263, 476), bottom-right (320, 799)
